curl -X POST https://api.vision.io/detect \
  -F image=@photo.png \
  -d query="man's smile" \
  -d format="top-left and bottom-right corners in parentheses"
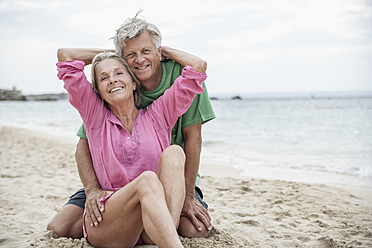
top-left (135, 64), bottom-right (150, 70)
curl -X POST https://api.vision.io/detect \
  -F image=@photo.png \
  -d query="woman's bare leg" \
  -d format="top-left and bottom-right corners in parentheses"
top-left (157, 145), bottom-right (186, 227)
top-left (141, 145), bottom-right (186, 244)
top-left (85, 171), bottom-right (183, 248)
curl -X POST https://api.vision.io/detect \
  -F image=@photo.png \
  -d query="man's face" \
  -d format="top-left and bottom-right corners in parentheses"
top-left (122, 31), bottom-right (162, 85)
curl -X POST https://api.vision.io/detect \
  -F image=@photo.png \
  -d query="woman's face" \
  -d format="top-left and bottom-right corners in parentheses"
top-left (96, 58), bottom-right (136, 106)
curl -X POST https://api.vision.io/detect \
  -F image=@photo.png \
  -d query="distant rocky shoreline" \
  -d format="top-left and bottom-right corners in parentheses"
top-left (3, 87), bottom-right (370, 102)
top-left (0, 87), bottom-right (26, 101)
top-left (0, 87), bottom-right (243, 101)
top-left (0, 87), bottom-right (67, 101)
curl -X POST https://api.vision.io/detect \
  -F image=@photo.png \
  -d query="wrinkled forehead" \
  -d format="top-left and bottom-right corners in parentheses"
top-left (96, 58), bottom-right (127, 73)
top-left (122, 30), bottom-right (156, 52)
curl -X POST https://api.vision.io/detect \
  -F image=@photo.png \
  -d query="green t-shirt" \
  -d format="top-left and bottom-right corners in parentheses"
top-left (76, 59), bottom-right (215, 186)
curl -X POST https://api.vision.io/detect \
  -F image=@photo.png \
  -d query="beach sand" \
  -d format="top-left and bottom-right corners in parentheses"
top-left (1, 126), bottom-right (372, 247)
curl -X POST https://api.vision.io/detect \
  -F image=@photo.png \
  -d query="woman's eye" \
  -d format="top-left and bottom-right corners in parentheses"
top-left (101, 76), bottom-right (107, 81)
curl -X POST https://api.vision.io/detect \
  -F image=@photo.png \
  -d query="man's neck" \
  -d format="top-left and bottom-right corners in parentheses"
top-left (141, 80), bottom-right (161, 91)
top-left (141, 66), bottom-right (163, 91)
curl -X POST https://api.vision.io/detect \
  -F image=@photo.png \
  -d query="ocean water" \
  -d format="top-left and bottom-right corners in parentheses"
top-left (201, 97), bottom-right (372, 187)
top-left (1, 97), bottom-right (371, 187)
top-left (0, 100), bottom-right (82, 139)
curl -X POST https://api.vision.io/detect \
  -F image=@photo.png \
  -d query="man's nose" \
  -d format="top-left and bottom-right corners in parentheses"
top-left (135, 53), bottom-right (145, 63)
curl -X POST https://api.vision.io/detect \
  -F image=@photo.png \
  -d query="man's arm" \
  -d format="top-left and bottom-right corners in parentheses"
top-left (161, 46), bottom-right (207, 73)
top-left (76, 138), bottom-right (112, 226)
top-left (162, 46), bottom-right (212, 231)
top-left (183, 123), bottom-right (201, 202)
top-left (57, 48), bottom-right (114, 63)
top-left (182, 123), bottom-right (212, 231)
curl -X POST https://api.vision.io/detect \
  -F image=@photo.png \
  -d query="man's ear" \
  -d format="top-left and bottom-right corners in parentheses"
top-left (159, 46), bottom-right (165, 61)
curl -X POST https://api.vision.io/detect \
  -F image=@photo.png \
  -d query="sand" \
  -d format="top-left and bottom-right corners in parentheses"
top-left (1, 125), bottom-right (372, 247)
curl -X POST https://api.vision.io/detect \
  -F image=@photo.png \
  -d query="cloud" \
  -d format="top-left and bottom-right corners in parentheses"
top-left (0, 0), bottom-right (371, 94)
top-left (205, 0), bottom-right (372, 65)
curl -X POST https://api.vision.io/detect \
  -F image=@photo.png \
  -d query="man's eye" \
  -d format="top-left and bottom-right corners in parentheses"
top-left (126, 53), bottom-right (135, 59)
top-left (117, 72), bottom-right (123, 75)
top-left (143, 49), bottom-right (150, 54)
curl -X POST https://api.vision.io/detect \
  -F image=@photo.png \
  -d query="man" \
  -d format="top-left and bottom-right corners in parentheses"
top-left (47, 12), bottom-right (215, 239)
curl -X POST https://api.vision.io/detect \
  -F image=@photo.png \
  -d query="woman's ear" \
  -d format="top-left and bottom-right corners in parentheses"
top-left (99, 91), bottom-right (106, 102)
top-left (97, 90), bottom-right (104, 100)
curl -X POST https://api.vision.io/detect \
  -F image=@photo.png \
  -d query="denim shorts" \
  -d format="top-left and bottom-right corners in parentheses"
top-left (67, 187), bottom-right (208, 210)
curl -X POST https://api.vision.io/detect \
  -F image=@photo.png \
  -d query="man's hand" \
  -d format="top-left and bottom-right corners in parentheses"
top-left (85, 188), bottom-right (113, 227)
top-left (181, 196), bottom-right (212, 231)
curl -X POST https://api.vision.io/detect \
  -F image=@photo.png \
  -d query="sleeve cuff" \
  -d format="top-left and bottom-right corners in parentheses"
top-left (56, 60), bottom-right (86, 80)
top-left (182, 65), bottom-right (207, 82)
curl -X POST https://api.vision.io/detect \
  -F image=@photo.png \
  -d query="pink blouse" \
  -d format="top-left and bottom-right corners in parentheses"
top-left (57, 60), bottom-right (206, 191)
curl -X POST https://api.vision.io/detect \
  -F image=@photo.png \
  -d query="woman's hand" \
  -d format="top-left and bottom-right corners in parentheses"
top-left (85, 188), bottom-right (113, 226)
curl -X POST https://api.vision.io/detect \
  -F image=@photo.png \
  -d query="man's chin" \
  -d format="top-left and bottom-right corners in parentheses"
top-left (134, 72), bottom-right (150, 82)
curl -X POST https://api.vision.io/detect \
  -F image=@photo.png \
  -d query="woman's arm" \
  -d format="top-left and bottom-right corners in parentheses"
top-left (57, 48), bottom-right (115, 64)
top-left (161, 46), bottom-right (207, 73)
top-left (57, 58), bottom-right (106, 128)
top-left (147, 66), bottom-right (206, 131)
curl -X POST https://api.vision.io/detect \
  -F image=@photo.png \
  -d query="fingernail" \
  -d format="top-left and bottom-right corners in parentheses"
top-left (90, 223), bottom-right (93, 227)
top-left (98, 217), bottom-right (102, 222)
top-left (208, 226), bottom-right (212, 231)
top-left (94, 222), bottom-right (98, 226)
top-left (100, 207), bottom-right (104, 212)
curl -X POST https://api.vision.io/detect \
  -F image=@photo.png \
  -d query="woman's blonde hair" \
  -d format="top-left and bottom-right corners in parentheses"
top-left (91, 52), bottom-right (142, 109)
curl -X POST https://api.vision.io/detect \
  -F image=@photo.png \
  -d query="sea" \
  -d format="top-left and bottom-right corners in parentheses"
top-left (1, 96), bottom-right (372, 190)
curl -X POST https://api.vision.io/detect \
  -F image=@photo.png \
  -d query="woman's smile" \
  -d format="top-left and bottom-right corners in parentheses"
top-left (109, 86), bottom-right (124, 93)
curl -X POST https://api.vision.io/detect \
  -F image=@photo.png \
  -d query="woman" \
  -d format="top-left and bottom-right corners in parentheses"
top-left (57, 49), bottom-right (207, 248)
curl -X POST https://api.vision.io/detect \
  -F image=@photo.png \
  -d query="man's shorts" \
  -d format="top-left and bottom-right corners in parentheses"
top-left (65, 188), bottom-right (86, 208)
top-left (67, 187), bottom-right (208, 210)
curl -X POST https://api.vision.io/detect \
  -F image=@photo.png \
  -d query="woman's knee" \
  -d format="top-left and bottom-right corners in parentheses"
top-left (160, 145), bottom-right (185, 169)
top-left (136, 171), bottom-right (164, 197)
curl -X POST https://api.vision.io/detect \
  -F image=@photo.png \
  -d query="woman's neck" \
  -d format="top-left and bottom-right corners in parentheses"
top-left (110, 104), bottom-right (139, 135)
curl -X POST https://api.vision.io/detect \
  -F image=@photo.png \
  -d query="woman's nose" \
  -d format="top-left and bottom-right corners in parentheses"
top-left (109, 77), bottom-right (117, 84)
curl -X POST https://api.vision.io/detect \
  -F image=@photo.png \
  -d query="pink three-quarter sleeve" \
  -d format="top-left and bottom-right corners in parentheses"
top-left (56, 60), bottom-right (106, 128)
top-left (147, 65), bottom-right (207, 130)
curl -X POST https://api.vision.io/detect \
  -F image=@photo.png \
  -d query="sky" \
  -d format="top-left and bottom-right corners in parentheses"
top-left (0, 0), bottom-right (371, 96)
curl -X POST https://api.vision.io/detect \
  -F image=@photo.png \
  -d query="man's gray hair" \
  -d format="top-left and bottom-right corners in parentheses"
top-left (112, 10), bottom-right (162, 56)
